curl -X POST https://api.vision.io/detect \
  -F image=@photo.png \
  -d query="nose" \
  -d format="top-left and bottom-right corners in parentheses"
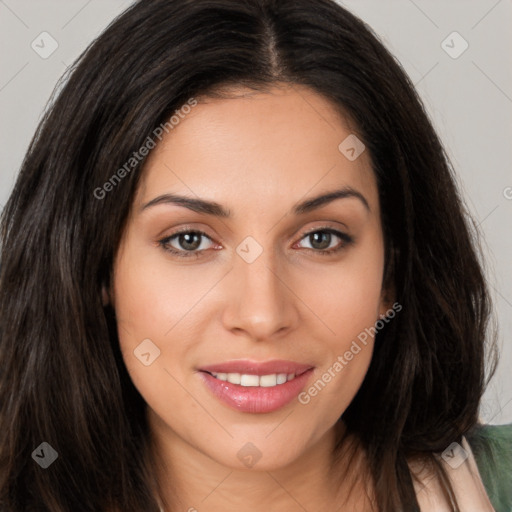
top-left (221, 248), bottom-right (299, 341)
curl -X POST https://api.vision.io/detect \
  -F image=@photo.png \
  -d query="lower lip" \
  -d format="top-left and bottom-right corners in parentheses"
top-left (198, 369), bottom-right (314, 414)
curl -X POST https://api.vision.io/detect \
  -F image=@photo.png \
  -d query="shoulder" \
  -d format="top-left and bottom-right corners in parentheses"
top-left (466, 422), bottom-right (512, 454)
top-left (409, 435), bottom-right (497, 511)
top-left (466, 423), bottom-right (512, 512)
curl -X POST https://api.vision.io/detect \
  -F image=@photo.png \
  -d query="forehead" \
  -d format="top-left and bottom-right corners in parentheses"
top-left (136, 85), bottom-right (378, 214)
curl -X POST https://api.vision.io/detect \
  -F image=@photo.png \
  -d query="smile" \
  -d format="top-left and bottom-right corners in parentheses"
top-left (198, 360), bottom-right (315, 414)
top-left (207, 371), bottom-right (298, 387)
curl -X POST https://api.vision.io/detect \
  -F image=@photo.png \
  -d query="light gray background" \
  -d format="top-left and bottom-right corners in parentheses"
top-left (0, 0), bottom-right (510, 424)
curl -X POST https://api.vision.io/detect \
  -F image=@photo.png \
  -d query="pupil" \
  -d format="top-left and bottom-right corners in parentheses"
top-left (179, 233), bottom-right (200, 250)
top-left (177, 232), bottom-right (332, 252)
top-left (311, 232), bottom-right (331, 250)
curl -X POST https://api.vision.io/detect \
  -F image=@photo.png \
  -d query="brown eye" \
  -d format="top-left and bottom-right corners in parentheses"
top-left (296, 228), bottom-right (353, 256)
top-left (159, 230), bottom-right (215, 257)
top-left (175, 232), bottom-right (202, 251)
top-left (308, 231), bottom-right (332, 250)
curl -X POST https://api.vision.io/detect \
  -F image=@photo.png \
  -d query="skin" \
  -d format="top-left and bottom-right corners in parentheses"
top-left (112, 84), bottom-right (393, 511)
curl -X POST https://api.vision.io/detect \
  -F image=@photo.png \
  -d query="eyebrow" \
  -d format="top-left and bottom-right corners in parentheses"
top-left (140, 186), bottom-right (370, 217)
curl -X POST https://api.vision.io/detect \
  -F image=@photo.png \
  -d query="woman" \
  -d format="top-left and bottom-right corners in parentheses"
top-left (0, 0), bottom-right (510, 510)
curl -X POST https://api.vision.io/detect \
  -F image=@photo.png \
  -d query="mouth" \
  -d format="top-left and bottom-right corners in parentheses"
top-left (197, 359), bottom-right (315, 413)
top-left (203, 370), bottom-right (302, 387)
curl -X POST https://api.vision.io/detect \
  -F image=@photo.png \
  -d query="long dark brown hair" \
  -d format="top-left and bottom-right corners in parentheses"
top-left (0, 0), bottom-right (497, 510)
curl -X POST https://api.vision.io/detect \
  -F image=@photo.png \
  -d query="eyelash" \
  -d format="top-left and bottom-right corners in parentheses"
top-left (158, 227), bottom-right (354, 259)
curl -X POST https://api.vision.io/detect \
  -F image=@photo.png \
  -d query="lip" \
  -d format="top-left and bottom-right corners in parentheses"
top-left (198, 359), bottom-right (314, 376)
top-left (197, 359), bottom-right (315, 414)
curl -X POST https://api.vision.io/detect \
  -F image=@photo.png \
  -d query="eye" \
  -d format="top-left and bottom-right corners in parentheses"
top-left (159, 229), bottom-right (216, 258)
top-left (159, 227), bottom-right (353, 259)
top-left (295, 228), bottom-right (353, 256)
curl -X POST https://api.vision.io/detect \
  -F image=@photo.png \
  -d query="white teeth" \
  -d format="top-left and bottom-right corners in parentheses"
top-left (209, 372), bottom-right (298, 387)
top-left (227, 372), bottom-right (241, 384)
top-left (240, 374), bottom-right (260, 387)
top-left (276, 373), bottom-right (287, 385)
top-left (259, 374), bottom-right (277, 387)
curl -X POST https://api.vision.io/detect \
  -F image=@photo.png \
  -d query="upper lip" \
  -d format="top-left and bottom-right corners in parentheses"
top-left (198, 359), bottom-right (314, 376)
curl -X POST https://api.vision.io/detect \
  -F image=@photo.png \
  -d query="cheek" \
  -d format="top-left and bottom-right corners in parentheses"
top-left (113, 258), bottom-right (201, 437)
top-left (294, 236), bottom-right (384, 418)
top-left (296, 288), bottom-right (378, 434)
top-left (113, 242), bottom-right (217, 349)
top-left (303, 232), bottom-right (385, 342)
top-left (112, 244), bottom-right (226, 418)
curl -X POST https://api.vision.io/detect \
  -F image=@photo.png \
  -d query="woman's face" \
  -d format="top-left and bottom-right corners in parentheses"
top-left (113, 84), bottom-right (390, 470)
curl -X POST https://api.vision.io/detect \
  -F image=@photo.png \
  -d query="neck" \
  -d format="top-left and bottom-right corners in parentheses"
top-left (147, 410), bottom-right (374, 512)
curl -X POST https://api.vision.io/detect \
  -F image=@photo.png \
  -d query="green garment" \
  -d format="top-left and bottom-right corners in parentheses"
top-left (466, 423), bottom-right (512, 512)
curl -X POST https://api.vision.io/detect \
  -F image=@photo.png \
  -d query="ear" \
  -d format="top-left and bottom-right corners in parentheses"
top-left (378, 286), bottom-right (395, 319)
top-left (101, 285), bottom-right (110, 306)
top-left (378, 245), bottom-right (397, 319)
top-left (101, 277), bottom-right (116, 308)
top-left (101, 271), bottom-right (116, 307)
